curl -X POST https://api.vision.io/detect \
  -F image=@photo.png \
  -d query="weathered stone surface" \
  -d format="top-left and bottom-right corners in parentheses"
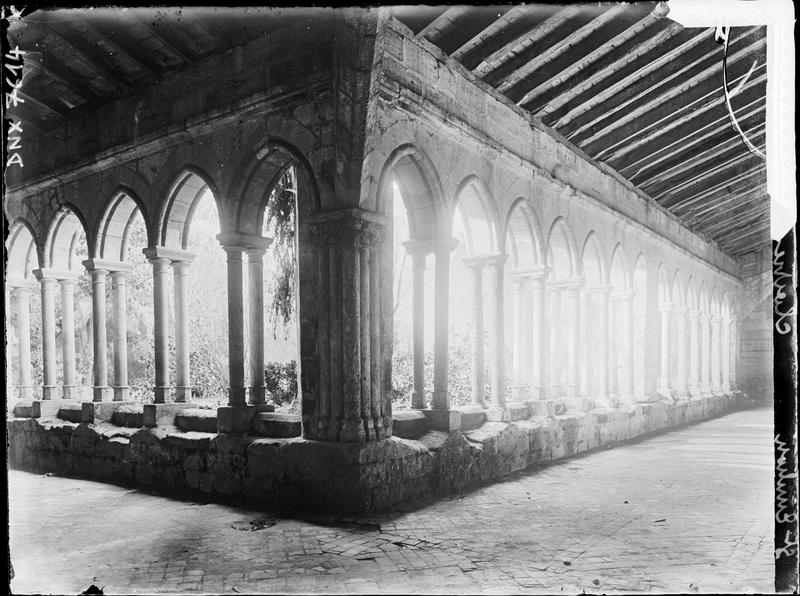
top-left (391, 410), bottom-right (428, 439)
top-left (175, 409), bottom-right (218, 433)
top-left (252, 412), bottom-right (301, 438)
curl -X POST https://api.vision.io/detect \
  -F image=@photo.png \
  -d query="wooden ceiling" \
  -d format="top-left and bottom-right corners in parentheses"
top-left (393, 3), bottom-right (768, 261)
top-left (6, 6), bottom-right (767, 261)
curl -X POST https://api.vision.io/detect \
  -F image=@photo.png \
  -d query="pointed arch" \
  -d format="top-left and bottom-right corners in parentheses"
top-left (657, 262), bottom-right (671, 306)
top-left (670, 270), bottom-right (685, 307)
top-left (6, 219), bottom-right (40, 280)
top-left (452, 175), bottom-right (499, 256)
top-left (546, 216), bottom-right (577, 279)
top-left (96, 189), bottom-right (151, 261)
top-left (158, 168), bottom-right (222, 250)
top-left (45, 204), bottom-right (90, 270)
top-left (580, 231), bottom-right (605, 285)
top-left (504, 198), bottom-right (543, 268)
top-left (608, 242), bottom-right (629, 290)
top-left (699, 281), bottom-right (709, 314)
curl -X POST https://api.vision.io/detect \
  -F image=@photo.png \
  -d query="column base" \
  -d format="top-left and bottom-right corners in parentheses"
top-left (430, 390), bottom-right (449, 411)
top-left (17, 386), bottom-right (34, 400)
top-left (113, 386), bottom-right (129, 402)
top-left (62, 385), bottom-right (79, 400)
top-left (92, 386), bottom-right (112, 402)
top-left (227, 387), bottom-right (247, 407)
top-left (153, 386), bottom-right (171, 404)
top-left (41, 385), bottom-right (58, 400)
top-left (217, 405), bottom-right (257, 434)
top-left (456, 405), bottom-right (486, 431)
top-left (530, 386), bottom-right (546, 400)
top-left (511, 386), bottom-right (528, 402)
top-left (687, 387), bottom-right (703, 399)
top-left (564, 397), bottom-right (593, 412)
top-left (485, 407), bottom-right (509, 422)
top-left (248, 386), bottom-right (267, 405)
top-left (411, 390), bottom-right (426, 410)
top-left (422, 408), bottom-right (461, 432)
top-left (174, 385), bottom-right (192, 403)
top-left (505, 401), bottom-right (531, 421)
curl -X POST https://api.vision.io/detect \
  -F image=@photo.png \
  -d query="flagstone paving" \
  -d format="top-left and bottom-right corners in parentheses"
top-left (9, 406), bottom-right (774, 594)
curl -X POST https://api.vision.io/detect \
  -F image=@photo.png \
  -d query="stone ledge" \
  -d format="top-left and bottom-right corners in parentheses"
top-left (392, 410), bottom-right (428, 439)
top-left (7, 393), bottom-right (746, 514)
top-left (252, 412), bottom-right (301, 438)
top-left (175, 409), bottom-right (219, 434)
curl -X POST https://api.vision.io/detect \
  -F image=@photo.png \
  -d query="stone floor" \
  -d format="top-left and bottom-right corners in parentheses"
top-left (9, 406), bottom-right (775, 594)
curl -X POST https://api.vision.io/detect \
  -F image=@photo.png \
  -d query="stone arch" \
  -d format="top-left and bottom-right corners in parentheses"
top-left (229, 139), bottom-right (322, 234)
top-left (504, 198), bottom-right (543, 268)
top-left (45, 204), bottom-right (90, 270)
top-left (685, 276), bottom-right (698, 310)
top-left (710, 287), bottom-right (720, 316)
top-left (545, 216), bottom-right (577, 279)
top-left (96, 189), bottom-right (151, 261)
top-left (580, 231), bottom-right (605, 285)
top-left (378, 144), bottom-right (445, 240)
top-left (699, 281), bottom-right (709, 314)
top-left (158, 168), bottom-right (222, 250)
top-left (657, 262), bottom-right (671, 306)
top-left (670, 270), bottom-right (685, 307)
top-left (6, 219), bottom-right (40, 280)
top-left (452, 176), bottom-right (499, 256)
top-left (609, 243), bottom-right (630, 290)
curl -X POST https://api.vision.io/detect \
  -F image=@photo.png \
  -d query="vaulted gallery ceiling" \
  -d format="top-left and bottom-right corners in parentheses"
top-left (393, 3), bottom-right (768, 261)
top-left (7, 5), bottom-right (768, 261)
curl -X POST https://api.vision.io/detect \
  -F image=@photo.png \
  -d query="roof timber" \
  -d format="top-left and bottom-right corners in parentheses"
top-left (670, 168), bottom-right (767, 214)
top-left (662, 162), bottom-right (767, 209)
top-left (584, 67), bottom-right (766, 159)
top-left (450, 5), bottom-right (530, 63)
top-left (615, 95), bottom-right (765, 178)
top-left (72, 19), bottom-right (156, 79)
top-left (514, 7), bottom-right (663, 109)
top-left (562, 28), bottom-right (764, 142)
top-left (495, 4), bottom-right (632, 94)
top-left (415, 6), bottom-right (473, 43)
top-left (474, 6), bottom-right (583, 80)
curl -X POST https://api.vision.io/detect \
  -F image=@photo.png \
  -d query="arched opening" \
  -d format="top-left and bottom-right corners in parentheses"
top-left (505, 199), bottom-right (541, 404)
top-left (580, 232), bottom-right (606, 400)
top-left (609, 244), bottom-right (630, 400)
top-left (5, 223), bottom-right (41, 402)
top-left (545, 218), bottom-right (577, 398)
top-left (45, 208), bottom-right (92, 400)
top-left (97, 192), bottom-right (151, 401)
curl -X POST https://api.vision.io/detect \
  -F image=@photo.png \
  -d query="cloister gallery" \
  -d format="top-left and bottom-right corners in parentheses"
top-left (5, 6), bottom-right (772, 512)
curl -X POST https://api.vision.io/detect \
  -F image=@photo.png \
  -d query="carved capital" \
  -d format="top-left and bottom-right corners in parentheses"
top-left (311, 212), bottom-right (385, 248)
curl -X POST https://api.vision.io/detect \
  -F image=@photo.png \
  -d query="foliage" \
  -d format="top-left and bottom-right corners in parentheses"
top-left (264, 360), bottom-right (298, 407)
top-left (263, 167), bottom-right (297, 338)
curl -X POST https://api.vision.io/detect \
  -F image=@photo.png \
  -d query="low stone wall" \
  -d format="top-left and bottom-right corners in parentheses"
top-left (7, 394), bottom-right (745, 514)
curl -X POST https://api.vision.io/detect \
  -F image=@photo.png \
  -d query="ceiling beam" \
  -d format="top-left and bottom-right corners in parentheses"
top-left (615, 95), bottom-right (765, 178)
top-left (661, 162), bottom-right (766, 209)
top-left (683, 185), bottom-right (765, 220)
top-left (687, 191), bottom-right (767, 228)
top-left (586, 67), bottom-right (766, 159)
top-left (515, 7), bottom-right (663, 110)
top-left (415, 6), bottom-right (470, 43)
top-left (657, 152), bottom-right (765, 202)
top-left (568, 33), bottom-right (765, 146)
top-left (669, 167), bottom-right (767, 213)
top-left (23, 55), bottom-right (100, 103)
top-left (450, 6), bottom-right (530, 63)
top-left (473, 6), bottom-right (581, 80)
top-left (496, 4), bottom-right (632, 94)
top-left (16, 89), bottom-right (69, 118)
top-left (130, 13), bottom-right (197, 64)
top-left (74, 19), bottom-right (157, 77)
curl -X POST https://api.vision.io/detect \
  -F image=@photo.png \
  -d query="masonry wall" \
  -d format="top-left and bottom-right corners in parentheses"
top-left (737, 245), bottom-right (774, 401)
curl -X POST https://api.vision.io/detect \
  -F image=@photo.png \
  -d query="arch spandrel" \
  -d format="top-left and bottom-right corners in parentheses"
top-left (452, 176), bottom-right (499, 256)
top-left (609, 243), bottom-right (629, 290)
top-left (546, 216), bottom-right (578, 279)
top-left (580, 231), bottom-right (605, 285)
top-left (505, 198), bottom-right (543, 268)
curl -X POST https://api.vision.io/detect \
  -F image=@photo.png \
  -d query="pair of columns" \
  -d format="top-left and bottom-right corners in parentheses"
top-left (404, 237), bottom-right (459, 411)
top-left (609, 290), bottom-right (635, 401)
top-left (546, 278), bottom-right (582, 399)
top-left (506, 266), bottom-right (548, 402)
top-left (9, 279), bottom-right (36, 400)
top-left (28, 262), bottom-right (131, 402)
top-left (214, 233), bottom-right (272, 408)
top-left (143, 248), bottom-right (196, 403)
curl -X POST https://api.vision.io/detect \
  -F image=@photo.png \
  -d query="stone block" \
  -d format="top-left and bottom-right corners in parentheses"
top-left (457, 405), bottom-right (486, 431)
top-left (12, 401), bottom-right (33, 418)
top-left (93, 401), bottom-right (137, 423)
top-left (112, 407), bottom-right (144, 428)
top-left (422, 408), bottom-right (461, 432)
top-left (216, 406), bottom-right (257, 434)
top-left (506, 402), bottom-right (530, 421)
top-left (252, 412), bottom-right (301, 438)
top-left (484, 407), bottom-right (509, 422)
top-left (175, 409), bottom-right (219, 433)
top-left (30, 399), bottom-right (69, 419)
top-left (57, 402), bottom-right (94, 424)
top-left (529, 399), bottom-right (556, 417)
top-left (143, 402), bottom-right (198, 428)
top-left (391, 410), bottom-right (428, 439)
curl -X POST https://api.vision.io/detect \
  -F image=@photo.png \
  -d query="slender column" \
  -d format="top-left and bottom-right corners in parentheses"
top-left (730, 320), bottom-right (738, 390)
top-left (109, 271), bottom-right (129, 401)
top-left (658, 304), bottom-right (672, 395)
top-left (407, 247), bottom-right (427, 409)
top-left (673, 306), bottom-right (688, 397)
top-left (13, 284), bottom-right (34, 399)
top-left (548, 287), bottom-right (562, 396)
top-left (144, 252), bottom-right (172, 403)
top-left (432, 240), bottom-right (457, 410)
top-left (710, 316), bottom-right (722, 394)
top-left (487, 254), bottom-right (507, 408)
top-left (247, 247), bottom-right (268, 405)
top-left (530, 270), bottom-right (547, 399)
top-left (465, 260), bottom-right (485, 406)
top-left (621, 290), bottom-right (635, 401)
top-left (563, 280), bottom-right (582, 398)
top-left (687, 309), bottom-right (701, 396)
top-left (700, 313), bottom-right (712, 395)
top-left (609, 296), bottom-right (620, 396)
top-left (33, 271), bottom-right (58, 399)
top-left (84, 263), bottom-right (111, 402)
top-left (510, 275), bottom-right (527, 402)
top-left (721, 318), bottom-right (731, 392)
top-left (594, 286), bottom-right (611, 400)
top-left (172, 260), bottom-right (192, 402)
top-left (59, 278), bottom-right (78, 399)
top-left (223, 244), bottom-right (247, 407)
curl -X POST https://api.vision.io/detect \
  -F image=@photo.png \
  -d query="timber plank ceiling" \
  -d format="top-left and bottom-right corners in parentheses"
top-left (5, 6), bottom-right (768, 261)
top-left (392, 3), bottom-right (768, 261)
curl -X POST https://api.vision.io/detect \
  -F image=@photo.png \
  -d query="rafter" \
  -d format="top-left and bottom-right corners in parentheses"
top-left (657, 154), bottom-right (765, 204)
top-left (514, 7), bottom-right (664, 109)
top-left (450, 6), bottom-right (530, 62)
top-left (568, 33), bottom-right (765, 146)
top-left (661, 162), bottom-right (766, 209)
top-left (23, 55), bottom-right (100, 103)
top-left (684, 186), bottom-right (765, 221)
top-left (415, 6), bottom-right (470, 43)
top-left (74, 19), bottom-right (157, 77)
top-left (130, 13), bottom-right (193, 64)
top-left (496, 4), bottom-right (631, 94)
top-left (473, 6), bottom-right (581, 79)
top-left (16, 89), bottom-right (68, 118)
top-left (669, 167), bottom-right (767, 212)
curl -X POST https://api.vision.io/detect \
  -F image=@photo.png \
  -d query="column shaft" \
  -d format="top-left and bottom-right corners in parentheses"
top-left (431, 247), bottom-right (451, 410)
top-left (89, 268), bottom-right (110, 401)
top-left (700, 315), bottom-right (712, 394)
top-left (410, 251), bottom-right (426, 409)
top-left (172, 261), bottom-right (191, 402)
top-left (488, 257), bottom-right (506, 408)
top-left (711, 317), bottom-right (722, 393)
top-left (59, 279), bottom-right (77, 399)
top-left (622, 293), bottom-right (635, 400)
top-left (564, 283), bottom-right (581, 398)
top-left (511, 277), bottom-right (526, 402)
top-left (674, 307), bottom-right (688, 396)
top-left (247, 249), bottom-right (266, 405)
top-left (468, 263), bottom-right (485, 406)
top-left (597, 288), bottom-right (610, 399)
top-left (225, 246), bottom-right (246, 406)
top-left (111, 272), bottom-right (129, 401)
top-left (721, 319), bottom-right (731, 391)
top-left (688, 311), bottom-right (700, 395)
top-left (658, 306), bottom-right (672, 394)
top-left (14, 286), bottom-right (34, 399)
top-left (39, 276), bottom-right (58, 399)
top-left (150, 257), bottom-right (171, 403)
top-left (530, 276), bottom-right (546, 399)
top-left (548, 288), bottom-right (561, 397)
